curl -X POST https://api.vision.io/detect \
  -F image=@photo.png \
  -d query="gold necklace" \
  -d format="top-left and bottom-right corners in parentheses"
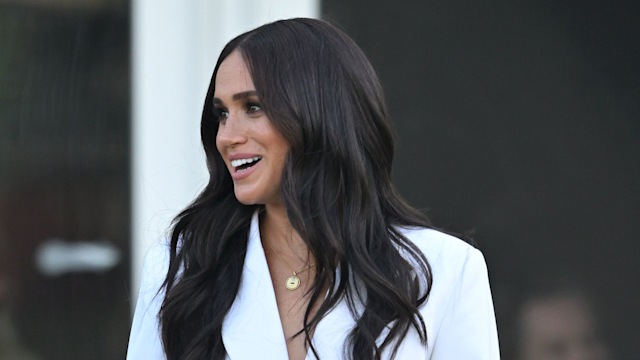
top-left (266, 240), bottom-right (315, 291)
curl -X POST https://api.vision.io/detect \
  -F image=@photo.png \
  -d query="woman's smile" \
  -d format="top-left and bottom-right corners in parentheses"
top-left (227, 154), bottom-right (263, 180)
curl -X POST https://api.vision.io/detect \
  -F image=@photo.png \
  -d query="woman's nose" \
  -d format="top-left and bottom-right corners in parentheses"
top-left (216, 115), bottom-right (247, 147)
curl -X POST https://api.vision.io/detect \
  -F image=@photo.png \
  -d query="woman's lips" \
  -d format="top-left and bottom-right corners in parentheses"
top-left (228, 155), bottom-right (262, 181)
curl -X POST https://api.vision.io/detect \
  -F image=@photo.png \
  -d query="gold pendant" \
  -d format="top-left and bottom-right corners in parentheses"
top-left (285, 275), bottom-right (301, 290)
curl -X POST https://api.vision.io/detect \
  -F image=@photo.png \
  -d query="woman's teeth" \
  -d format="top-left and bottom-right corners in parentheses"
top-left (231, 156), bottom-right (262, 171)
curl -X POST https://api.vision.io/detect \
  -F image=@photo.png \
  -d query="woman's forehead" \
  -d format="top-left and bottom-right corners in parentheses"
top-left (214, 50), bottom-right (255, 99)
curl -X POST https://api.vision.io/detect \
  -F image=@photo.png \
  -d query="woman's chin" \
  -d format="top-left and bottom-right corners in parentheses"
top-left (233, 189), bottom-right (283, 208)
top-left (233, 188), bottom-right (263, 206)
top-left (234, 194), bottom-right (258, 206)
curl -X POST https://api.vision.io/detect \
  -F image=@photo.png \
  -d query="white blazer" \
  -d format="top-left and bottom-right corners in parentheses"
top-left (127, 212), bottom-right (500, 359)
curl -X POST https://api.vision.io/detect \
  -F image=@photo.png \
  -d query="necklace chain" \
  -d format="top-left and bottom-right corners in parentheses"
top-left (266, 240), bottom-right (315, 291)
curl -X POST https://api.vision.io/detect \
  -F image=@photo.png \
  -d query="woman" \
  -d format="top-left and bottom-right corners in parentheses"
top-left (127, 18), bottom-right (499, 360)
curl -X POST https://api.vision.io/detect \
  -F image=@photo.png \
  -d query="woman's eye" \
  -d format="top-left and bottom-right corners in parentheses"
top-left (246, 103), bottom-right (262, 114)
top-left (213, 107), bottom-right (229, 121)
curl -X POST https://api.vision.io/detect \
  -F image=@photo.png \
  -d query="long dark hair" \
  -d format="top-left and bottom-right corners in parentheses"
top-left (160, 18), bottom-right (433, 360)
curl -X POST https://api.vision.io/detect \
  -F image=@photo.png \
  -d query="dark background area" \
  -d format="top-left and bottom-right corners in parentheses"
top-left (323, 0), bottom-right (639, 358)
top-left (1, 3), bottom-right (130, 359)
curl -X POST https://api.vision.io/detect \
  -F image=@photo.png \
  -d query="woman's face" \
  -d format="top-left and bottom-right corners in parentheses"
top-left (214, 50), bottom-right (290, 207)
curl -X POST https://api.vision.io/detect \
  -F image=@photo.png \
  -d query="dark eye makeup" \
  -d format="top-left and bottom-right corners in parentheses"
top-left (212, 95), bottom-right (263, 122)
top-left (212, 106), bottom-right (229, 122)
top-left (245, 101), bottom-right (262, 114)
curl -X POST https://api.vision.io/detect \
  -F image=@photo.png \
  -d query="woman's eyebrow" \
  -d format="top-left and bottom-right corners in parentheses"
top-left (232, 90), bottom-right (258, 101)
top-left (213, 91), bottom-right (258, 106)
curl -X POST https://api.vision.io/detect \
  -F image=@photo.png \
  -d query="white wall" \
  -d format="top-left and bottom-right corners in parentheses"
top-left (131, 0), bottom-right (319, 307)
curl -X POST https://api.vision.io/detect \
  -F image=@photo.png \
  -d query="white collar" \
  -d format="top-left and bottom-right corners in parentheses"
top-left (221, 211), bottom-right (354, 360)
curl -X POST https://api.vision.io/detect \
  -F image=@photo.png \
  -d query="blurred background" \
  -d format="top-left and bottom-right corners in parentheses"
top-left (0, 0), bottom-right (638, 359)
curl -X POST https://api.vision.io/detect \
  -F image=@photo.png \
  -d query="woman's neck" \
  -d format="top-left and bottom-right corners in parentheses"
top-left (261, 204), bottom-right (310, 264)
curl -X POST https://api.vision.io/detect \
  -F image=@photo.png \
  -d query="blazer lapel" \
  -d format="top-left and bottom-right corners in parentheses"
top-left (220, 211), bottom-right (365, 360)
top-left (222, 212), bottom-right (289, 359)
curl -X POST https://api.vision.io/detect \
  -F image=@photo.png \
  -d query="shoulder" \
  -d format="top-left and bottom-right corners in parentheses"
top-left (398, 226), bottom-right (481, 271)
top-left (397, 226), bottom-right (491, 310)
top-left (137, 242), bottom-right (171, 305)
top-left (383, 227), bottom-right (499, 358)
top-left (127, 242), bottom-right (172, 359)
top-left (397, 227), bottom-right (500, 358)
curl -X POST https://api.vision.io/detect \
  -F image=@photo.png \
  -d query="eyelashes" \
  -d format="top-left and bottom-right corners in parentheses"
top-left (212, 107), bottom-right (229, 122)
top-left (212, 100), bottom-right (263, 123)
top-left (246, 102), bottom-right (262, 114)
